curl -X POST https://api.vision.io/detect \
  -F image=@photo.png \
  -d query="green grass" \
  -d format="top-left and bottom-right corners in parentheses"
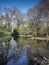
top-left (0, 27), bottom-right (11, 42)
top-left (0, 36), bottom-right (11, 42)
top-left (0, 28), bottom-right (11, 36)
top-left (17, 27), bottom-right (26, 35)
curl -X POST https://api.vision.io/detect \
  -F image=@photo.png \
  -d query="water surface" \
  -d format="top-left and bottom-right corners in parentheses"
top-left (0, 37), bottom-right (49, 65)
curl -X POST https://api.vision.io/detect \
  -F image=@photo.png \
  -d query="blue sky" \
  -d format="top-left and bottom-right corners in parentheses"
top-left (0, 0), bottom-right (40, 13)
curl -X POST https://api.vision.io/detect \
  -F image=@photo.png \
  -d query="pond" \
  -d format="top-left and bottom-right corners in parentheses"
top-left (0, 37), bottom-right (49, 65)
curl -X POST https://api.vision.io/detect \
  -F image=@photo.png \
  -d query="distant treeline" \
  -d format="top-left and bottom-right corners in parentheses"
top-left (0, 0), bottom-right (49, 37)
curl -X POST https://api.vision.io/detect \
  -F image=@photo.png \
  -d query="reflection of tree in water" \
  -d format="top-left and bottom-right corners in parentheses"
top-left (0, 40), bottom-right (10, 65)
top-left (0, 51), bottom-right (8, 65)
top-left (46, 41), bottom-right (49, 49)
top-left (0, 39), bottom-right (16, 65)
top-left (8, 39), bottom-right (27, 63)
top-left (0, 38), bottom-right (49, 65)
top-left (0, 42), bottom-right (3, 50)
top-left (26, 48), bottom-right (43, 65)
top-left (26, 47), bottom-right (33, 60)
top-left (26, 45), bottom-right (49, 65)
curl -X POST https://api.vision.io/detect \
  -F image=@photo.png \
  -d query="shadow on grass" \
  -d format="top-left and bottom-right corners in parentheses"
top-left (11, 29), bottom-right (19, 41)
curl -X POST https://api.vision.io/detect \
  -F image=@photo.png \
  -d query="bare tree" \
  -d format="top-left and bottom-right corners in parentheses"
top-left (39, 0), bottom-right (49, 36)
top-left (26, 6), bottom-right (42, 36)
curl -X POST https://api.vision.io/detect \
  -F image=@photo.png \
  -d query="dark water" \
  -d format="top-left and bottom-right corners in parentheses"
top-left (0, 37), bottom-right (49, 65)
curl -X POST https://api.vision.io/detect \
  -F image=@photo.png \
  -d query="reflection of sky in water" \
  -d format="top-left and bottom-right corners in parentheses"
top-left (2, 42), bottom-right (6, 48)
top-left (7, 38), bottom-right (28, 65)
